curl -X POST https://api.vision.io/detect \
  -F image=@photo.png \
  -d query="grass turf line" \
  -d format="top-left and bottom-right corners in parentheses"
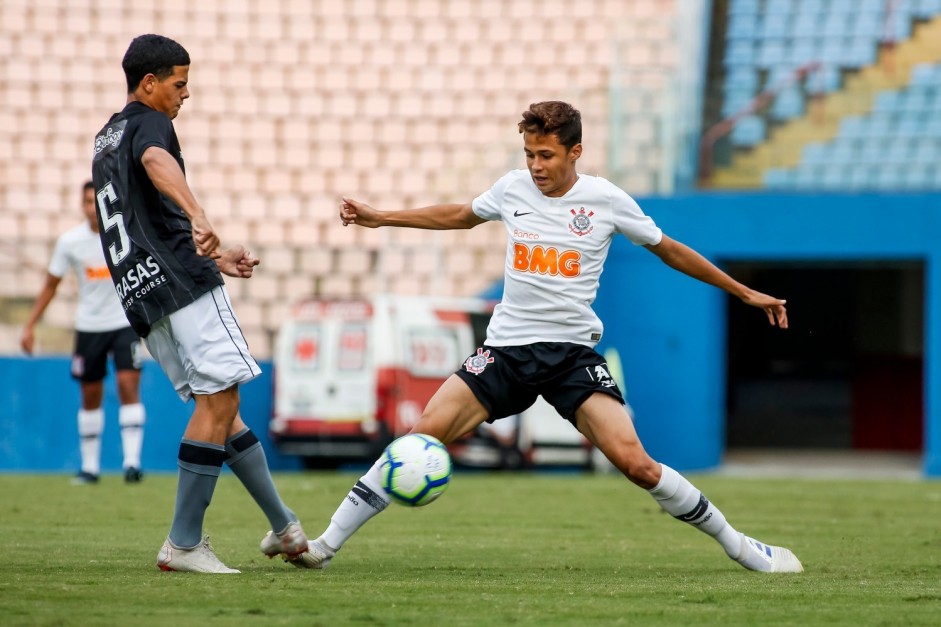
top-left (0, 473), bottom-right (939, 626)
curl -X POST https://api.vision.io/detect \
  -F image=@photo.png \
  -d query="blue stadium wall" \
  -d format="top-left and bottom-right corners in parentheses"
top-left (0, 193), bottom-right (939, 476)
top-left (0, 358), bottom-right (303, 473)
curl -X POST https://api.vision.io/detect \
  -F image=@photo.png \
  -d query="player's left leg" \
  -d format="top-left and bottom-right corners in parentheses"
top-left (113, 328), bottom-right (145, 482)
top-left (575, 393), bottom-right (802, 573)
top-left (223, 414), bottom-right (309, 559)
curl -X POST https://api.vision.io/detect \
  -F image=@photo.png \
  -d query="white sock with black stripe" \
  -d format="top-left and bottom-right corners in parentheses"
top-left (77, 408), bottom-right (104, 476)
top-left (648, 463), bottom-right (742, 557)
top-left (319, 457), bottom-right (390, 552)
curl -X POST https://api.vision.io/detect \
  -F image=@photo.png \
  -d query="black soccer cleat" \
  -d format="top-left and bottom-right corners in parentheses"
top-left (124, 467), bottom-right (144, 483)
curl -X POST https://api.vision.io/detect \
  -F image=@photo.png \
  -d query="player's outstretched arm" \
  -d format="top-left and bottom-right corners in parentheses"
top-left (215, 246), bottom-right (260, 279)
top-left (141, 146), bottom-right (220, 258)
top-left (340, 197), bottom-right (486, 230)
top-left (20, 273), bottom-right (62, 354)
top-left (645, 234), bottom-right (788, 329)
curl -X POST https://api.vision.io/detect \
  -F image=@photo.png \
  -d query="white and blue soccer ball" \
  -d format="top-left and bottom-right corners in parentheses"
top-left (380, 434), bottom-right (453, 507)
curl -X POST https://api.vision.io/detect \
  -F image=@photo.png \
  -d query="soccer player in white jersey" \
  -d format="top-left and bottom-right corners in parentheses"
top-left (292, 101), bottom-right (802, 573)
top-left (21, 181), bottom-right (146, 485)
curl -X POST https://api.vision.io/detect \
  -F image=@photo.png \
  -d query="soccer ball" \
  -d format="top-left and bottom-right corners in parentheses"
top-left (380, 434), bottom-right (453, 507)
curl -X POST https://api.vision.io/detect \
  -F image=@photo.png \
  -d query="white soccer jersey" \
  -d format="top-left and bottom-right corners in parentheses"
top-left (472, 169), bottom-right (662, 347)
top-left (48, 222), bottom-right (130, 332)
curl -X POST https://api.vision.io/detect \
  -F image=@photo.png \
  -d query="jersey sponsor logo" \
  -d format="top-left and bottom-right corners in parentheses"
top-left (568, 207), bottom-right (594, 237)
top-left (115, 255), bottom-right (169, 309)
top-left (84, 265), bottom-right (112, 281)
top-left (93, 121), bottom-right (126, 157)
top-left (512, 242), bottom-right (580, 278)
top-left (513, 210), bottom-right (534, 217)
top-left (463, 347), bottom-right (495, 375)
top-left (513, 228), bottom-right (539, 240)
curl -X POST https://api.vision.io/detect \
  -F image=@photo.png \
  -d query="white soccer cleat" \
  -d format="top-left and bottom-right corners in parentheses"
top-left (734, 533), bottom-right (804, 573)
top-left (157, 536), bottom-right (240, 574)
top-left (259, 521), bottom-right (311, 560)
top-left (261, 534), bottom-right (335, 570)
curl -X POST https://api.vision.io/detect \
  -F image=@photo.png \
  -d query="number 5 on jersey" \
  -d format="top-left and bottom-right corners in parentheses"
top-left (96, 181), bottom-right (130, 265)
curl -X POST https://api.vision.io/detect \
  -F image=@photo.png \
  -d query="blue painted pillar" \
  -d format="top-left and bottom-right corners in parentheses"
top-left (925, 256), bottom-right (941, 476)
top-left (596, 244), bottom-right (724, 472)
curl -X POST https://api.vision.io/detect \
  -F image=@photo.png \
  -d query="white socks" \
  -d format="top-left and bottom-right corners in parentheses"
top-left (648, 463), bottom-right (742, 558)
top-left (320, 457), bottom-right (390, 551)
top-left (77, 408), bottom-right (104, 475)
top-left (119, 403), bottom-right (145, 470)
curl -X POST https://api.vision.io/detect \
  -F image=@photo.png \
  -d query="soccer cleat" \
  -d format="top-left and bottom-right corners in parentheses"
top-left (124, 467), bottom-right (143, 483)
top-left (734, 533), bottom-right (804, 573)
top-left (261, 534), bottom-right (335, 570)
top-left (70, 471), bottom-right (99, 485)
top-left (157, 536), bottom-right (240, 574)
top-left (259, 521), bottom-right (310, 560)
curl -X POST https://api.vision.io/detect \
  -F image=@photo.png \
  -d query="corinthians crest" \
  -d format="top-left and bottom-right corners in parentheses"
top-left (568, 207), bottom-right (594, 236)
top-left (463, 347), bottom-right (495, 375)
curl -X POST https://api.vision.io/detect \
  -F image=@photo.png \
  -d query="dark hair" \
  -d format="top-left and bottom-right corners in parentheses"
top-left (83, 180), bottom-right (94, 192)
top-left (122, 34), bottom-right (190, 93)
top-left (518, 101), bottom-right (582, 150)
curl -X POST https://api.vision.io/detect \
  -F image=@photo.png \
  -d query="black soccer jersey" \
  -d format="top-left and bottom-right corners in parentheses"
top-left (91, 101), bottom-right (223, 337)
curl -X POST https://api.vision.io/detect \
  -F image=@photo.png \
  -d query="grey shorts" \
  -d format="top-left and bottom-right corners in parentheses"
top-left (144, 285), bottom-right (261, 402)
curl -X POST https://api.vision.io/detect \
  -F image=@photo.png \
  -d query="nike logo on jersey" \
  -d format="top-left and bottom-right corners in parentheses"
top-left (513, 210), bottom-right (534, 217)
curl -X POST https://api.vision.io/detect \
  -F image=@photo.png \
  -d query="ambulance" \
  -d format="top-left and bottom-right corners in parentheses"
top-left (269, 295), bottom-right (494, 467)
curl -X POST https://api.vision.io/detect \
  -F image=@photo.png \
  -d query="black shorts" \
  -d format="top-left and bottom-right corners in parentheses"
top-left (454, 342), bottom-right (625, 425)
top-left (71, 327), bottom-right (143, 382)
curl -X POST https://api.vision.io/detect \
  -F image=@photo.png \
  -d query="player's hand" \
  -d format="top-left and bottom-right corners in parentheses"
top-left (340, 197), bottom-right (382, 228)
top-left (191, 214), bottom-right (221, 258)
top-left (741, 289), bottom-right (788, 329)
top-left (216, 245), bottom-right (260, 278)
top-left (19, 326), bottom-right (35, 355)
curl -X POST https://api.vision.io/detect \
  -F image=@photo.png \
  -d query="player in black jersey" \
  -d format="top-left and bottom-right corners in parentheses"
top-left (92, 34), bottom-right (312, 573)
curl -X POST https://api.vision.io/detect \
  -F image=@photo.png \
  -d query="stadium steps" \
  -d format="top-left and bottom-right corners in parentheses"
top-left (712, 14), bottom-right (941, 189)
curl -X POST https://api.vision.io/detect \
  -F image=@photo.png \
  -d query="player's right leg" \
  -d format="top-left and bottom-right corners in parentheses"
top-left (113, 328), bottom-right (145, 482)
top-left (71, 331), bottom-right (108, 484)
top-left (284, 374), bottom-right (491, 569)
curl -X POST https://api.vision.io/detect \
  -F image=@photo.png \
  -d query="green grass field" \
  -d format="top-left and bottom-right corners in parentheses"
top-left (1, 472), bottom-right (939, 626)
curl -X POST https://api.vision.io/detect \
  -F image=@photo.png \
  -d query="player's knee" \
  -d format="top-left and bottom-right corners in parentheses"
top-left (615, 453), bottom-right (660, 489)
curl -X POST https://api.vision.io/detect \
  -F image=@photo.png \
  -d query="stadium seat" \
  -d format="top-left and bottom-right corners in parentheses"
top-left (915, 0), bottom-right (941, 18)
top-left (727, 13), bottom-right (758, 39)
top-left (801, 142), bottom-right (829, 165)
top-left (730, 116), bottom-right (766, 147)
top-left (763, 168), bottom-right (793, 188)
top-left (728, 0), bottom-right (760, 15)
top-left (771, 87), bottom-right (806, 120)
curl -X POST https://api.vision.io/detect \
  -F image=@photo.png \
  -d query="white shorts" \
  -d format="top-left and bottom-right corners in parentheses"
top-left (144, 285), bottom-right (261, 402)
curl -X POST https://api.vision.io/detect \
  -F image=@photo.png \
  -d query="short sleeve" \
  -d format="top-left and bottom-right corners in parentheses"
top-left (47, 233), bottom-right (71, 278)
top-left (471, 170), bottom-right (522, 222)
top-left (611, 185), bottom-right (662, 246)
top-left (131, 110), bottom-right (174, 163)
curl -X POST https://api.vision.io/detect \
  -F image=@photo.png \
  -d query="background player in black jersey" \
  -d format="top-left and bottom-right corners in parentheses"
top-left (91, 34), bottom-right (313, 573)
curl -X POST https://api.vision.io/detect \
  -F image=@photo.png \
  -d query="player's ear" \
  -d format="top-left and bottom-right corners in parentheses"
top-left (570, 143), bottom-right (582, 161)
